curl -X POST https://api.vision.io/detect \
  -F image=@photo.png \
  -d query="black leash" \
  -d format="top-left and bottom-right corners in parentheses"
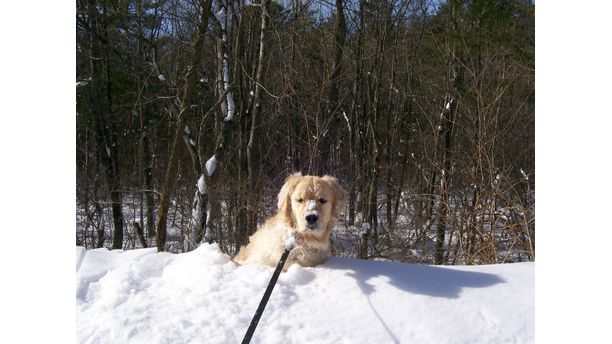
top-left (241, 241), bottom-right (295, 344)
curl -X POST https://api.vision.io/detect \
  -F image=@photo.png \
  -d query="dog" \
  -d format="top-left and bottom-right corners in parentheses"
top-left (234, 172), bottom-right (347, 271)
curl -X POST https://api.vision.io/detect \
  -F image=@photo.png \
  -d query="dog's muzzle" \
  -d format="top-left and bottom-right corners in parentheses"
top-left (305, 213), bottom-right (319, 230)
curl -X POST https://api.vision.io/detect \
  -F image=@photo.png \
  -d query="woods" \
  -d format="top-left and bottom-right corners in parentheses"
top-left (76, 0), bottom-right (535, 265)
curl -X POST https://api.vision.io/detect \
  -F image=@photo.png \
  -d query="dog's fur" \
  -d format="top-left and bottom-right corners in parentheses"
top-left (234, 172), bottom-right (346, 271)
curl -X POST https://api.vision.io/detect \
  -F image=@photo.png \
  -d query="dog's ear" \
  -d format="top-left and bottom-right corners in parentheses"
top-left (277, 172), bottom-right (303, 215)
top-left (322, 175), bottom-right (347, 219)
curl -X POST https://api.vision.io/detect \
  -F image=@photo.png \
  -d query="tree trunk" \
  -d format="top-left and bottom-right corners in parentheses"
top-left (135, 0), bottom-right (155, 241)
top-left (183, 0), bottom-right (242, 251)
top-left (155, 0), bottom-right (212, 251)
top-left (87, 0), bottom-right (124, 250)
top-left (319, 0), bottom-right (347, 174)
top-left (246, 0), bottom-right (269, 236)
top-left (133, 222), bottom-right (148, 248)
top-left (434, 97), bottom-right (458, 264)
top-left (143, 135), bottom-right (155, 239)
top-left (435, 0), bottom-right (463, 264)
top-left (183, 124), bottom-right (205, 250)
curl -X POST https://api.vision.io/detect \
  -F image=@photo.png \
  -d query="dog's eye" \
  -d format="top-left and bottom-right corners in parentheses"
top-left (296, 198), bottom-right (303, 203)
top-left (319, 198), bottom-right (327, 204)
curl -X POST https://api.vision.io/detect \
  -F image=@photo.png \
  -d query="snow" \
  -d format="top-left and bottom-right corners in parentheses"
top-left (205, 155), bottom-right (218, 176)
top-left (306, 199), bottom-right (317, 211)
top-left (76, 78), bottom-right (90, 87)
top-left (195, 156), bottom-right (218, 194)
top-left (284, 232), bottom-right (297, 250)
top-left (205, 196), bottom-right (212, 226)
top-left (361, 223), bottom-right (370, 235)
top-left (197, 174), bottom-right (206, 194)
top-left (215, 6), bottom-right (226, 21)
top-left (158, 74), bottom-right (166, 82)
top-left (223, 69), bottom-right (235, 121)
top-left (342, 111), bottom-right (351, 133)
top-left (214, 0), bottom-right (235, 123)
top-left (76, 244), bottom-right (534, 343)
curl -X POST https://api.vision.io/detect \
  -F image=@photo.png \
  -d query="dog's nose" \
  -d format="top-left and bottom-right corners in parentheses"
top-left (305, 214), bottom-right (318, 225)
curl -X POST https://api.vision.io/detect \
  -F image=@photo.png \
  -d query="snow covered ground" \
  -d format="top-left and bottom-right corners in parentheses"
top-left (76, 244), bottom-right (534, 343)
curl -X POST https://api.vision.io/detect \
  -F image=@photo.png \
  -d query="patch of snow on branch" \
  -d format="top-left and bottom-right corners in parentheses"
top-left (205, 155), bottom-right (218, 176)
top-left (361, 223), bottom-right (370, 235)
top-left (205, 198), bottom-right (212, 227)
top-left (76, 77), bottom-right (91, 87)
top-left (224, 87), bottom-right (235, 121)
top-left (197, 174), bottom-right (206, 194)
top-left (197, 157), bottom-right (216, 191)
top-left (214, 1), bottom-right (235, 122)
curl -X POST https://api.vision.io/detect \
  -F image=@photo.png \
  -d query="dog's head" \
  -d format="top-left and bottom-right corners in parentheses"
top-left (277, 172), bottom-right (347, 237)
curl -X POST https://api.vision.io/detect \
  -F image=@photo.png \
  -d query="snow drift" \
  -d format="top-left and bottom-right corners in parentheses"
top-left (76, 244), bottom-right (534, 343)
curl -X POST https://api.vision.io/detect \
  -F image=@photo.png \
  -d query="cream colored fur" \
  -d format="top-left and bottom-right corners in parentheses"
top-left (234, 173), bottom-right (347, 271)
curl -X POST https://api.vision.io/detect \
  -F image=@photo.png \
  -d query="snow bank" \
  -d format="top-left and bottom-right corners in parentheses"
top-left (76, 245), bottom-right (534, 343)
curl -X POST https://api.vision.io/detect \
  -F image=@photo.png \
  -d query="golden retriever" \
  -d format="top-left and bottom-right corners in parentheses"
top-left (234, 172), bottom-right (346, 271)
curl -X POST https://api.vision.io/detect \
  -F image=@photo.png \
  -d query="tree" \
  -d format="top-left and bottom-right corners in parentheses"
top-left (75, 0), bottom-right (535, 264)
top-left (81, 0), bottom-right (126, 250)
top-left (155, 0), bottom-right (213, 251)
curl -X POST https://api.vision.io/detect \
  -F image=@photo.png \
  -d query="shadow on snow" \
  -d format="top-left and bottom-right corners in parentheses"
top-left (324, 256), bottom-right (505, 299)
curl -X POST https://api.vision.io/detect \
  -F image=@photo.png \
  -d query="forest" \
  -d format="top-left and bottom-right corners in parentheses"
top-left (76, 0), bottom-right (535, 265)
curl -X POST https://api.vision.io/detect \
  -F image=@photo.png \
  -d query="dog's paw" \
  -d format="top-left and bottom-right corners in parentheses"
top-left (284, 230), bottom-right (304, 250)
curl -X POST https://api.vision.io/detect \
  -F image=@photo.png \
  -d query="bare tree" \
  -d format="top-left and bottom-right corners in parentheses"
top-left (76, 0), bottom-right (534, 264)
top-left (156, 0), bottom-right (213, 251)
top-left (84, 0), bottom-right (125, 250)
